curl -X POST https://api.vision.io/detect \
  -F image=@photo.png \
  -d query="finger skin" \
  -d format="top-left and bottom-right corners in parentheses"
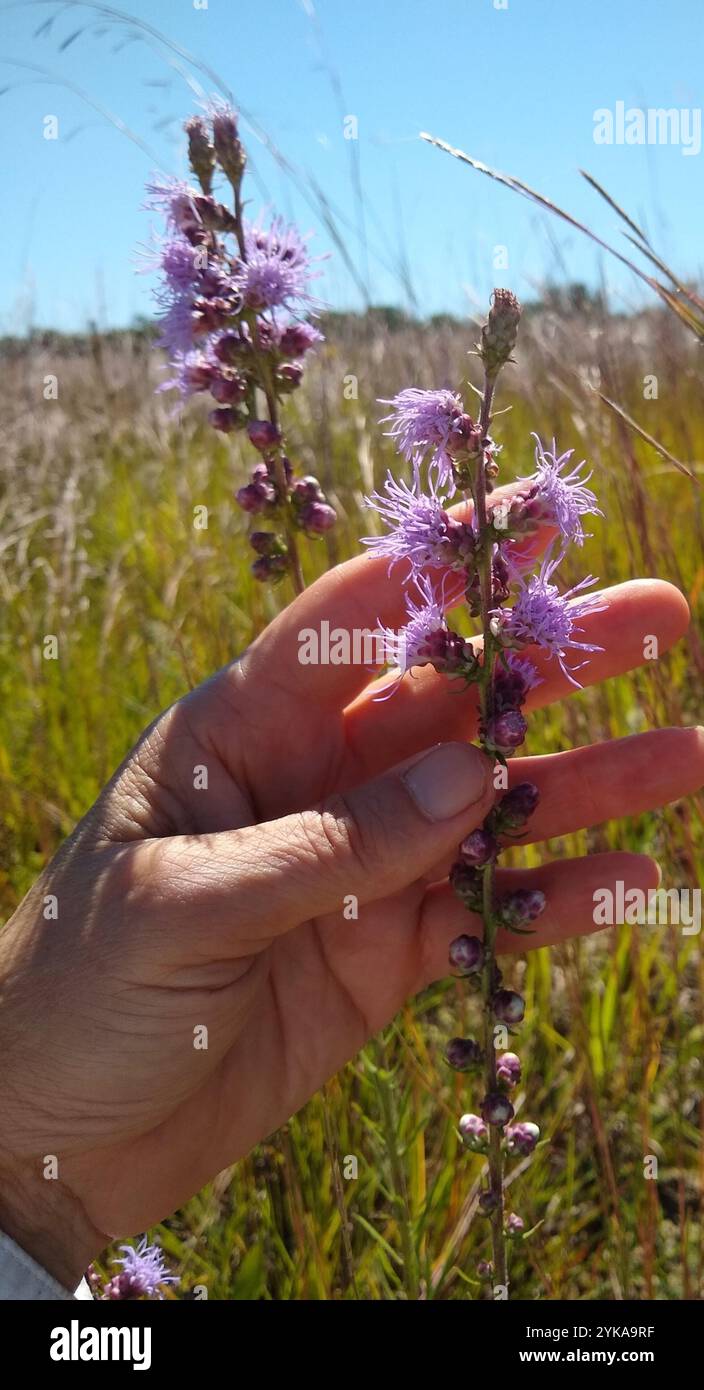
top-left (418, 851), bottom-right (661, 984)
top-left (343, 579), bottom-right (690, 779)
top-left (507, 725), bottom-right (704, 846)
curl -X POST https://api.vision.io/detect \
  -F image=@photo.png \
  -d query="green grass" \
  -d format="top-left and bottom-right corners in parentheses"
top-left (1, 308), bottom-right (703, 1298)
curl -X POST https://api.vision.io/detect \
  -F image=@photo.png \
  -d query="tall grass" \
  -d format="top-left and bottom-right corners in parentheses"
top-left (1, 301), bottom-right (702, 1298)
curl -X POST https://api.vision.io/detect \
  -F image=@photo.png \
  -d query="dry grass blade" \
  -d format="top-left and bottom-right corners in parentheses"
top-left (595, 391), bottom-right (698, 482)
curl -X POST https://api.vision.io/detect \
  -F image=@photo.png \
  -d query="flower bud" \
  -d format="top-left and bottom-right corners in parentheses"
top-left (445, 1037), bottom-right (482, 1071)
top-left (459, 827), bottom-right (497, 868)
top-left (249, 531), bottom-right (279, 556)
top-left (279, 323), bottom-right (322, 356)
top-left (182, 359), bottom-right (216, 393)
top-left (251, 552), bottom-right (289, 583)
top-left (449, 864), bottom-right (484, 914)
top-left (299, 501), bottom-right (337, 534)
top-left (481, 1091), bottom-right (515, 1127)
top-left (477, 1260), bottom-right (493, 1279)
top-left (459, 1113), bottom-right (488, 1152)
top-left (236, 480), bottom-right (276, 514)
top-left (214, 332), bottom-right (246, 366)
top-left (276, 362), bottom-right (304, 392)
top-left (495, 782), bottom-right (540, 831)
top-left (496, 889), bottom-right (546, 931)
top-left (292, 475), bottom-right (325, 503)
top-left (496, 1051), bottom-right (521, 1087)
top-left (506, 1212), bottom-right (525, 1235)
top-left (484, 710), bottom-right (528, 755)
top-left (505, 1121), bottom-right (540, 1156)
top-left (184, 115), bottom-right (215, 195)
top-left (247, 419), bottom-right (282, 452)
top-left (210, 371), bottom-right (248, 405)
top-left (478, 1189), bottom-right (500, 1214)
top-left (209, 406), bottom-right (246, 434)
top-left (448, 932), bottom-right (484, 975)
top-left (479, 288), bottom-right (521, 379)
top-left (212, 107), bottom-right (247, 185)
top-left (492, 989), bottom-right (525, 1024)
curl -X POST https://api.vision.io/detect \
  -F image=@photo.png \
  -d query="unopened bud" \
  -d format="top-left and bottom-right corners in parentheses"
top-left (479, 288), bottom-right (521, 379)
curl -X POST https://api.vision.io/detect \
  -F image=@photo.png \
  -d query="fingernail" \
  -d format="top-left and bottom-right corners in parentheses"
top-left (402, 743), bottom-right (490, 822)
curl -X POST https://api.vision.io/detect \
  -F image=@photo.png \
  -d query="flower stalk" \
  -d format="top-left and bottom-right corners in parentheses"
top-left (366, 287), bottom-right (603, 1297)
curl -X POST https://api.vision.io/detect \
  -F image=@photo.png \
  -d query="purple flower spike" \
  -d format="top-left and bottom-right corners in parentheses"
top-left (459, 1113), bottom-right (488, 1152)
top-left (102, 1238), bottom-right (178, 1300)
top-left (445, 1037), bottom-right (483, 1071)
top-left (481, 1091), bottom-right (515, 1127)
top-left (377, 573), bottom-right (451, 677)
top-left (493, 989), bottom-right (526, 1024)
top-left (448, 932), bottom-right (484, 975)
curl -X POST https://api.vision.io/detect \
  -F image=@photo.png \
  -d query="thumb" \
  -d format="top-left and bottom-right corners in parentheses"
top-left (160, 742), bottom-right (495, 942)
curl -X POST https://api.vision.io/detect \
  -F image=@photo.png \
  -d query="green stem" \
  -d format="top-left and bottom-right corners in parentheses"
top-left (473, 374), bottom-right (508, 1292)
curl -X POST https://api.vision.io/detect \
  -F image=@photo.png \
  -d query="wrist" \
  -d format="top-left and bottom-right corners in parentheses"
top-left (0, 1158), bottom-right (103, 1292)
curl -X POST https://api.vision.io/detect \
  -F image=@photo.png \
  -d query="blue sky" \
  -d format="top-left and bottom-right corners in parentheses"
top-left (1, 0), bottom-right (702, 330)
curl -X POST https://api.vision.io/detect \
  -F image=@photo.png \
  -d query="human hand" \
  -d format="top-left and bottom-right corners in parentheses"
top-left (0, 535), bottom-right (701, 1289)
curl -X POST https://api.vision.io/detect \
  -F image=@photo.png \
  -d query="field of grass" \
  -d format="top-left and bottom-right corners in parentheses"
top-left (1, 301), bottom-right (703, 1299)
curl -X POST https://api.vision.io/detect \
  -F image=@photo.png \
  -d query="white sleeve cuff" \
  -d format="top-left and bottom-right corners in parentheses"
top-left (0, 1230), bottom-right (84, 1301)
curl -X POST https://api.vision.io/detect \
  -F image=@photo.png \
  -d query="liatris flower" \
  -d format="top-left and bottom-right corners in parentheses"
top-left (362, 474), bottom-right (473, 573)
top-left (144, 103), bottom-right (334, 593)
top-left (234, 217), bottom-right (319, 313)
top-left (499, 549), bottom-right (606, 685)
top-left (379, 388), bottom-right (464, 488)
top-left (101, 1238), bottom-right (178, 1300)
top-left (520, 435), bottom-right (602, 552)
top-left (366, 290), bottom-right (603, 1297)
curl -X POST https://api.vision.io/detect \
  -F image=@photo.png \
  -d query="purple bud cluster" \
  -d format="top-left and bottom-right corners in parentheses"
top-left (145, 103), bottom-right (335, 586)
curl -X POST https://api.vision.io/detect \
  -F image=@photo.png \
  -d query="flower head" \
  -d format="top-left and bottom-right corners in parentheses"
top-left (235, 217), bottom-right (319, 313)
top-left (379, 388), bottom-right (463, 489)
top-left (362, 474), bottom-right (459, 572)
top-left (103, 1238), bottom-right (178, 1300)
top-left (377, 573), bottom-right (449, 676)
top-left (521, 436), bottom-right (602, 551)
top-left (501, 550), bottom-right (606, 686)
